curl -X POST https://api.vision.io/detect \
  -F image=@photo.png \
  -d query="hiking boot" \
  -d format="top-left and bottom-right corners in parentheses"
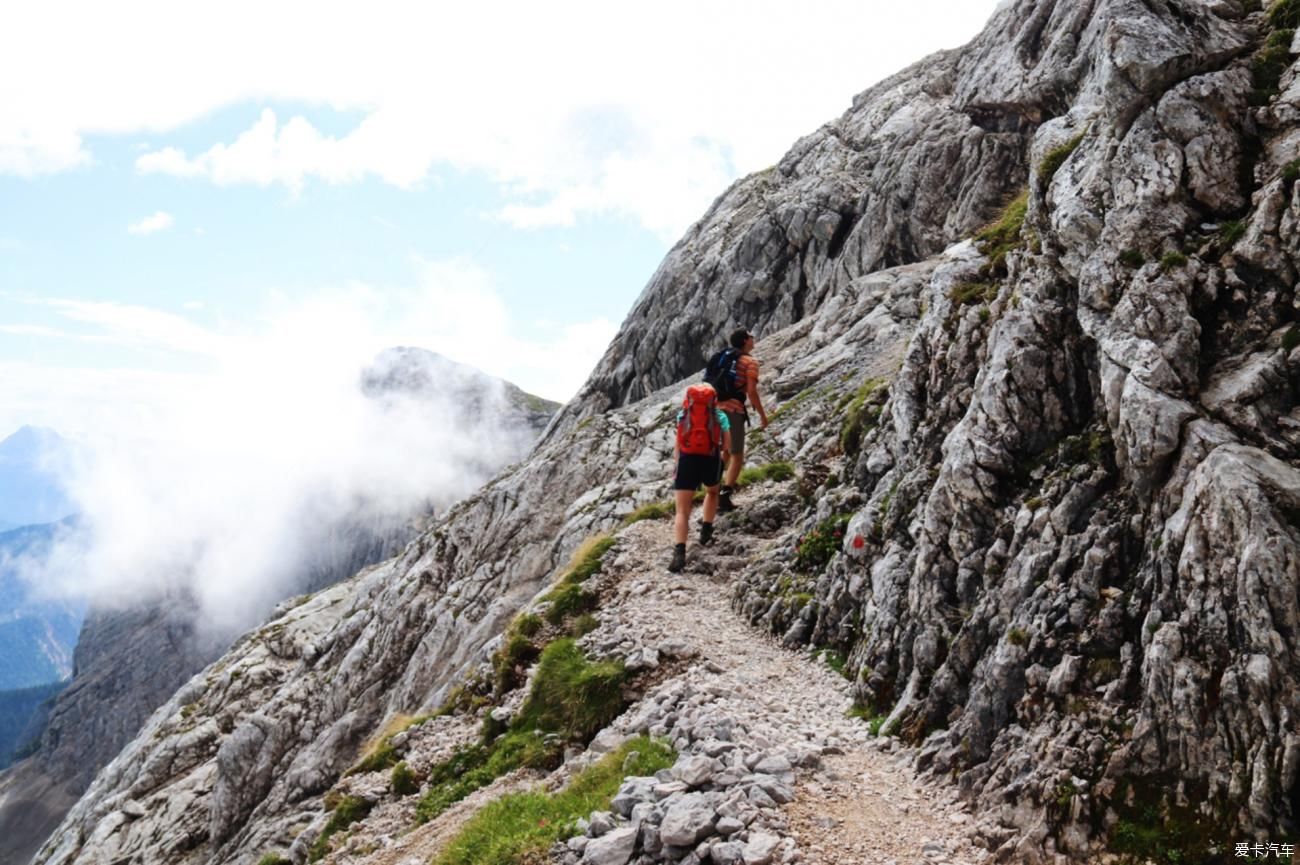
top-left (699, 522), bottom-right (714, 546)
top-left (717, 486), bottom-right (737, 513)
top-left (668, 544), bottom-right (687, 573)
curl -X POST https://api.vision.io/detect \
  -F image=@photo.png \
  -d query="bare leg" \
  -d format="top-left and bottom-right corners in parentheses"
top-left (725, 452), bottom-right (743, 487)
top-left (674, 490), bottom-right (694, 544)
top-left (702, 485), bottom-right (719, 523)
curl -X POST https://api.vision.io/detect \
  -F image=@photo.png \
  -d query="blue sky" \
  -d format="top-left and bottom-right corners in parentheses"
top-left (1, 109), bottom-right (663, 375)
top-left (0, 0), bottom-right (1002, 440)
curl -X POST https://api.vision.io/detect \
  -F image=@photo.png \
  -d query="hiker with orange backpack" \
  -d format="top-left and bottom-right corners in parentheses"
top-left (668, 382), bottom-right (731, 573)
top-left (704, 328), bottom-right (769, 512)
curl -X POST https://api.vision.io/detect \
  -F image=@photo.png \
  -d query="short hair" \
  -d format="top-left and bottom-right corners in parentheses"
top-left (729, 328), bottom-right (752, 349)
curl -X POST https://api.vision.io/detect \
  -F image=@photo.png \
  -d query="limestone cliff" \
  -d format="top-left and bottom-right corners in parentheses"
top-left (28, 1), bottom-right (1300, 863)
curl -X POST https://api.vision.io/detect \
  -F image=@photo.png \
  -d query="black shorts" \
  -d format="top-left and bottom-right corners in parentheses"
top-left (674, 453), bottom-right (723, 491)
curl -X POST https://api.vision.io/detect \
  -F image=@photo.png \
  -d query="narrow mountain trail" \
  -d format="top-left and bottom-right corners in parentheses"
top-left (335, 479), bottom-right (984, 865)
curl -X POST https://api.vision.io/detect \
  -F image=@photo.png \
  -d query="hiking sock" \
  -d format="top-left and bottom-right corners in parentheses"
top-left (668, 543), bottom-right (687, 573)
top-left (699, 522), bottom-right (714, 546)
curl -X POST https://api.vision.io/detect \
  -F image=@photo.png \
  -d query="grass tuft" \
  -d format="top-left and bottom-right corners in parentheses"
top-left (737, 461), bottom-right (796, 487)
top-left (973, 189), bottom-right (1029, 274)
top-left (558, 536), bottom-right (617, 585)
top-left (1007, 627), bottom-right (1029, 647)
top-left (347, 713), bottom-right (415, 775)
top-left (391, 761), bottom-right (419, 796)
top-left (1038, 132), bottom-right (1086, 185)
top-left (1282, 326), bottom-right (1300, 352)
top-left (418, 639), bottom-right (629, 824)
top-left (513, 638), bottom-right (627, 740)
top-left (847, 702), bottom-right (892, 736)
top-left (621, 500), bottom-right (674, 526)
top-left (542, 583), bottom-right (599, 627)
top-left (493, 626), bottom-right (542, 694)
top-left (534, 534), bottom-right (616, 630)
top-left (432, 736), bottom-right (675, 865)
top-left (1219, 220), bottom-right (1247, 249)
top-left (570, 612), bottom-right (600, 637)
top-left (1119, 249), bottom-right (1145, 269)
top-left (1159, 251), bottom-right (1188, 272)
top-left (435, 683), bottom-right (489, 717)
top-left (815, 648), bottom-right (849, 678)
top-left (308, 795), bottom-right (373, 862)
top-left (838, 378), bottom-right (887, 458)
top-left (1248, 11), bottom-right (1296, 106)
top-left (950, 281), bottom-right (998, 306)
top-left (415, 730), bottom-right (560, 823)
top-left (1270, 0), bottom-right (1300, 28)
top-left (795, 514), bottom-right (852, 573)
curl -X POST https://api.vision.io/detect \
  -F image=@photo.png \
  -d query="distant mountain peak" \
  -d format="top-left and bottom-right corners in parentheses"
top-left (0, 427), bottom-right (75, 528)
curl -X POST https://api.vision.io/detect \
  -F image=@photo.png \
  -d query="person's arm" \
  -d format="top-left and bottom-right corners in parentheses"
top-left (716, 409), bottom-right (732, 457)
top-left (747, 361), bottom-right (769, 428)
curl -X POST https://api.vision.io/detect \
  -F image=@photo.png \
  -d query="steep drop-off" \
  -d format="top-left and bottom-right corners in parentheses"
top-left (0, 351), bottom-right (559, 865)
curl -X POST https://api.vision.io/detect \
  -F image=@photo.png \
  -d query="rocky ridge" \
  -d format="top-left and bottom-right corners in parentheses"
top-left (2, 349), bottom-right (560, 865)
top-left (137, 487), bottom-right (982, 865)
top-left (27, 1), bottom-right (1300, 863)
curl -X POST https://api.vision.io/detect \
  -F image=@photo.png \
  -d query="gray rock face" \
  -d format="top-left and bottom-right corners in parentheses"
top-left (27, 2), bottom-right (1300, 864)
top-left (555, 9), bottom-right (1040, 427)
top-left (583, 825), bottom-right (638, 865)
top-left (658, 793), bottom-right (718, 847)
top-left (730, 1), bottom-right (1300, 861)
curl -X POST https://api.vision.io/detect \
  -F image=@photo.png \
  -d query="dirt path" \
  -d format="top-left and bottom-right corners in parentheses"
top-left (342, 482), bottom-right (982, 865)
top-left (593, 502), bottom-right (981, 865)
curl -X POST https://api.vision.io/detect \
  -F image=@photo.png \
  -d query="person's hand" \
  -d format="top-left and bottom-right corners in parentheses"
top-left (759, 417), bottom-right (770, 431)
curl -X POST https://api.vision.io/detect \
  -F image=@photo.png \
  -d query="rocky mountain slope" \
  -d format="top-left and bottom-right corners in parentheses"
top-left (26, 1), bottom-right (1300, 863)
top-left (0, 350), bottom-right (560, 865)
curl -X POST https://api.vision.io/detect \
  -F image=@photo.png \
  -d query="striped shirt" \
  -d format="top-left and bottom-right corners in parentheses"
top-left (717, 354), bottom-right (759, 414)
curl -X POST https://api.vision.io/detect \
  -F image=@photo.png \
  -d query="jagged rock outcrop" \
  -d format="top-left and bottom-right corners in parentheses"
top-left (361, 346), bottom-right (560, 463)
top-left (733, 1), bottom-right (1300, 861)
top-left (28, 1), bottom-right (1300, 864)
top-left (563, 19), bottom-right (1039, 421)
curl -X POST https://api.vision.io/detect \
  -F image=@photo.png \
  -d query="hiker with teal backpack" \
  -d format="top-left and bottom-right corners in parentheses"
top-left (668, 382), bottom-right (731, 573)
top-left (703, 328), bottom-right (769, 512)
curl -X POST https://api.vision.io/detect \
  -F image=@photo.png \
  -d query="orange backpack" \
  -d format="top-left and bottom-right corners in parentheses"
top-left (677, 384), bottom-right (723, 456)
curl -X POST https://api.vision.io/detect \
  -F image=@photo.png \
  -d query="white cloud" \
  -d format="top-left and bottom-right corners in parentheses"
top-left (134, 147), bottom-right (200, 178)
top-left (0, 0), bottom-right (1002, 238)
top-left (0, 125), bottom-right (89, 176)
top-left (39, 297), bottom-right (224, 355)
top-left (3, 257), bottom-right (609, 633)
top-left (0, 257), bottom-right (604, 436)
top-left (127, 210), bottom-right (174, 235)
